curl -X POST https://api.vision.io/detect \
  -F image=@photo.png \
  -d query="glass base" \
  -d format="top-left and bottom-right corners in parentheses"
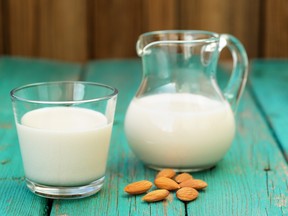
top-left (26, 177), bottom-right (105, 199)
top-left (146, 164), bottom-right (216, 172)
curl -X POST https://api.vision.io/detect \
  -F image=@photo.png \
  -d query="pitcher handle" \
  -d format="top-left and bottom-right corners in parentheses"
top-left (219, 34), bottom-right (249, 112)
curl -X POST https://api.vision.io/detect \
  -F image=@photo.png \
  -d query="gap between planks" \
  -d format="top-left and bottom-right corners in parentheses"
top-left (247, 81), bottom-right (288, 163)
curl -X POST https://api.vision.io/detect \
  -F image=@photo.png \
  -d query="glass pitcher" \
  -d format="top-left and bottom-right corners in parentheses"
top-left (124, 30), bottom-right (248, 171)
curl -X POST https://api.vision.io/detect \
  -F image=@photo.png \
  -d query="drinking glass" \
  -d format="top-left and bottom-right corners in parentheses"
top-left (11, 81), bottom-right (118, 199)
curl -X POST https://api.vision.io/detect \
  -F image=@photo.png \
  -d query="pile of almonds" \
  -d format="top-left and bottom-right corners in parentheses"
top-left (124, 169), bottom-right (207, 202)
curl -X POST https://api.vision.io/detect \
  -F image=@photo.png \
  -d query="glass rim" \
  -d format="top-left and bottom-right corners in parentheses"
top-left (10, 81), bottom-right (118, 105)
top-left (139, 30), bottom-right (220, 43)
top-left (137, 30), bottom-right (220, 56)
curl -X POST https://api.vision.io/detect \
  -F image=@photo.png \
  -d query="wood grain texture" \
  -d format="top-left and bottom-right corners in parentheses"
top-left (0, 0), bottom-right (288, 60)
top-left (250, 60), bottom-right (288, 160)
top-left (179, 0), bottom-right (261, 59)
top-left (142, 0), bottom-right (178, 31)
top-left (263, 0), bottom-right (288, 57)
top-left (51, 60), bottom-right (185, 215)
top-left (0, 57), bottom-right (287, 215)
top-left (7, 0), bottom-right (38, 57)
top-left (186, 91), bottom-right (287, 215)
top-left (0, 57), bottom-right (82, 215)
top-left (7, 0), bottom-right (88, 62)
top-left (0, 180), bottom-right (50, 216)
top-left (0, 0), bottom-right (10, 54)
top-left (92, 0), bottom-right (142, 58)
top-left (0, 1), bottom-right (2, 54)
top-left (37, 0), bottom-right (88, 62)
top-left (49, 59), bottom-right (288, 215)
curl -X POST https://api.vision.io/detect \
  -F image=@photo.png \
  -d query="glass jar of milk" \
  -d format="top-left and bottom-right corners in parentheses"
top-left (125, 30), bottom-right (248, 171)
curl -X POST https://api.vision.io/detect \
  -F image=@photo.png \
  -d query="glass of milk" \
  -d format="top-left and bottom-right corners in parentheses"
top-left (10, 81), bottom-right (118, 199)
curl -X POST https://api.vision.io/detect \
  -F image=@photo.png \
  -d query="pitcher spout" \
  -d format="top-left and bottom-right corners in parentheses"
top-left (136, 30), bottom-right (219, 57)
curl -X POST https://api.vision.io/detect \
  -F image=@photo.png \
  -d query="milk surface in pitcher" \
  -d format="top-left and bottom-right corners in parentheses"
top-left (125, 93), bottom-right (235, 170)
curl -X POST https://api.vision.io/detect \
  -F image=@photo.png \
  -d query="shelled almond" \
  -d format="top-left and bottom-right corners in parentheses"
top-left (156, 168), bottom-right (176, 179)
top-left (154, 177), bottom-right (180, 190)
top-left (124, 170), bottom-right (208, 203)
top-left (176, 187), bottom-right (199, 201)
top-left (124, 180), bottom-right (153, 195)
top-left (179, 179), bottom-right (208, 190)
top-left (175, 173), bottom-right (193, 183)
top-left (142, 189), bottom-right (170, 202)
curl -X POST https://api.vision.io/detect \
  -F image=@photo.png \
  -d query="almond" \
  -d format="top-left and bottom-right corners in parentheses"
top-left (174, 173), bottom-right (193, 183)
top-left (156, 169), bottom-right (176, 179)
top-left (124, 180), bottom-right (153, 195)
top-left (179, 179), bottom-right (208, 190)
top-left (154, 177), bottom-right (180, 190)
top-left (142, 189), bottom-right (170, 202)
top-left (176, 187), bottom-right (199, 202)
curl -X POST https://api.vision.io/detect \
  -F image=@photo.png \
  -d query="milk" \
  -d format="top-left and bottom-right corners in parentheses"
top-left (125, 93), bottom-right (235, 169)
top-left (16, 107), bottom-right (112, 186)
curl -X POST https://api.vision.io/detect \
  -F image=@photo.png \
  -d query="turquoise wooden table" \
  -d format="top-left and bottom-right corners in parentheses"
top-left (0, 57), bottom-right (287, 216)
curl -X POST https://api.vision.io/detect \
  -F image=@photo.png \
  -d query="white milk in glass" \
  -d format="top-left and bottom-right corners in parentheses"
top-left (16, 107), bottom-right (112, 186)
top-left (125, 93), bottom-right (235, 169)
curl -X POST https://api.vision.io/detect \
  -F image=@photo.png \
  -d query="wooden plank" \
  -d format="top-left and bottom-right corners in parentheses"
top-left (0, 1), bottom-right (3, 54)
top-left (51, 59), bottom-right (287, 215)
top-left (0, 181), bottom-right (50, 215)
top-left (83, 60), bottom-right (142, 114)
top-left (179, 0), bottom-right (260, 59)
top-left (1, 0), bottom-right (287, 60)
top-left (249, 59), bottom-right (288, 159)
top-left (7, 0), bottom-right (88, 62)
top-left (186, 91), bottom-right (287, 215)
top-left (263, 0), bottom-right (288, 57)
top-left (142, 0), bottom-right (178, 31)
top-left (6, 0), bottom-right (37, 57)
top-left (50, 60), bottom-right (185, 215)
top-left (92, 0), bottom-right (142, 58)
top-left (37, 0), bottom-right (88, 62)
top-left (0, 57), bottom-right (82, 215)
